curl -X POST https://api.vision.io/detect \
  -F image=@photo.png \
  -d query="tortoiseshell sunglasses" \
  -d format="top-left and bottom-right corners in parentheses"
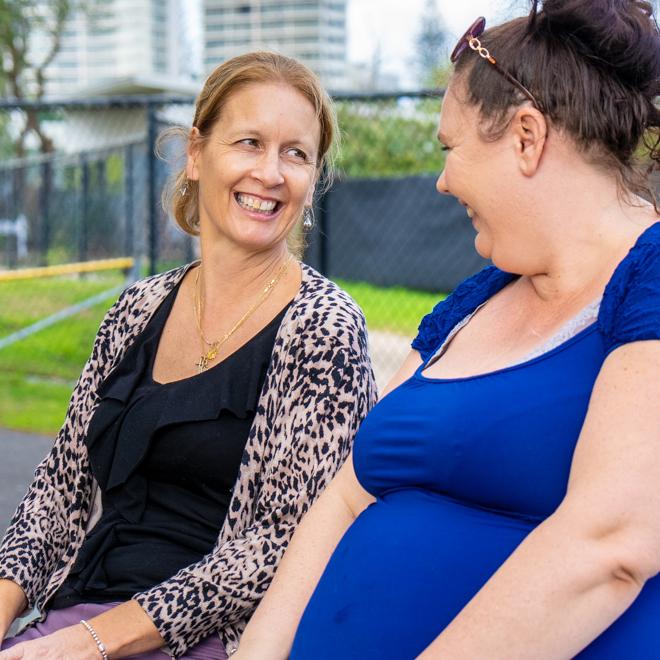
top-left (451, 16), bottom-right (539, 110)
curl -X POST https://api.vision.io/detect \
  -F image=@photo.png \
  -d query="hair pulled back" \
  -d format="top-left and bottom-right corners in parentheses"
top-left (453, 0), bottom-right (660, 208)
top-left (161, 51), bottom-right (338, 237)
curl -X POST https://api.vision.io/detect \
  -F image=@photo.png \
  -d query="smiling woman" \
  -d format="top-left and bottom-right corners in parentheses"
top-left (0, 52), bottom-right (377, 660)
top-left (187, 84), bottom-right (319, 259)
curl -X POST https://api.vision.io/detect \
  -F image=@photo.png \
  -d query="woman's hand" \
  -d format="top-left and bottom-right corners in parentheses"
top-left (0, 602), bottom-right (164, 660)
top-left (0, 624), bottom-right (101, 660)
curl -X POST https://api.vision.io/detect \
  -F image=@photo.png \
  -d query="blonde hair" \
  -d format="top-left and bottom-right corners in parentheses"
top-left (160, 51), bottom-right (338, 240)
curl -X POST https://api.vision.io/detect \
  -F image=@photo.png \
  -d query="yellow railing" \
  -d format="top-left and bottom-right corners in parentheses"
top-left (0, 258), bottom-right (135, 281)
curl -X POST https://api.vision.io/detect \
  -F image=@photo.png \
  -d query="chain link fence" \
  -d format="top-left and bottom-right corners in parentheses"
top-left (0, 92), bottom-right (488, 390)
top-left (0, 97), bottom-right (196, 274)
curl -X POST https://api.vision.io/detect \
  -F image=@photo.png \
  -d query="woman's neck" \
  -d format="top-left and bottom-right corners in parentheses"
top-left (516, 159), bottom-right (658, 305)
top-left (197, 241), bottom-right (292, 311)
top-left (533, 213), bottom-right (654, 304)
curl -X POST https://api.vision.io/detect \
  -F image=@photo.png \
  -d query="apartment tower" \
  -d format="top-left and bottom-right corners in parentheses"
top-left (203, 0), bottom-right (348, 91)
top-left (32, 0), bottom-right (193, 98)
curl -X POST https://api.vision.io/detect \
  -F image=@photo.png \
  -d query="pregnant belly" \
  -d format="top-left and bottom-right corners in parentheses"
top-left (291, 488), bottom-right (660, 660)
top-left (291, 488), bottom-right (536, 660)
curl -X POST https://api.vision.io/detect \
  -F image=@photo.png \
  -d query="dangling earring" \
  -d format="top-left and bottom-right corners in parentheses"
top-left (179, 177), bottom-right (188, 196)
top-left (303, 207), bottom-right (313, 229)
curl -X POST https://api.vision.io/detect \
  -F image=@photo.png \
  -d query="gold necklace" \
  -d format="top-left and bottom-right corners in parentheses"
top-left (193, 254), bottom-right (293, 373)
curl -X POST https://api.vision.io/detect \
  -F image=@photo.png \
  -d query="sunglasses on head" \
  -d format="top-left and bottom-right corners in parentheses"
top-left (451, 17), bottom-right (539, 110)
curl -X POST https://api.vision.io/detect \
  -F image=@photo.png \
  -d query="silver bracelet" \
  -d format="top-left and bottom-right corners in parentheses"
top-left (80, 619), bottom-right (109, 660)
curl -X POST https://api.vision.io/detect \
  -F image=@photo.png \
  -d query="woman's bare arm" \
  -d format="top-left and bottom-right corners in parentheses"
top-left (416, 340), bottom-right (660, 660)
top-left (0, 580), bottom-right (27, 640)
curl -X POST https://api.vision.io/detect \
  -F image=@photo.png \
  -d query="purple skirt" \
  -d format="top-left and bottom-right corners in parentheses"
top-left (2, 602), bottom-right (228, 660)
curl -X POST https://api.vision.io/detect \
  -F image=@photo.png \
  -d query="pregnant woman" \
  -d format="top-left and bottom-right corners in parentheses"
top-left (233, 1), bottom-right (660, 658)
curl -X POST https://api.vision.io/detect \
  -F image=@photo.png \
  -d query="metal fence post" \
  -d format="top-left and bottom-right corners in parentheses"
top-left (39, 160), bottom-right (52, 266)
top-left (12, 166), bottom-right (22, 221)
top-left (125, 143), bottom-right (134, 259)
top-left (4, 170), bottom-right (16, 268)
top-left (185, 235), bottom-right (194, 264)
top-left (80, 156), bottom-right (89, 263)
top-left (12, 166), bottom-right (24, 266)
top-left (147, 102), bottom-right (158, 276)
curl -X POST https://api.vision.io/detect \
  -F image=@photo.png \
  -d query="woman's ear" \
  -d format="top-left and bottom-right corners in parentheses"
top-left (511, 107), bottom-right (547, 177)
top-left (187, 127), bottom-right (202, 181)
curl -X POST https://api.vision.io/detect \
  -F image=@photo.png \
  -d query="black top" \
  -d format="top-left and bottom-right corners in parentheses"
top-left (51, 280), bottom-right (289, 609)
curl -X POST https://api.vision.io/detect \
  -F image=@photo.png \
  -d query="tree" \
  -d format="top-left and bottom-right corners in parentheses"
top-left (413, 0), bottom-right (448, 87)
top-left (0, 0), bottom-right (102, 154)
top-left (335, 99), bottom-right (446, 179)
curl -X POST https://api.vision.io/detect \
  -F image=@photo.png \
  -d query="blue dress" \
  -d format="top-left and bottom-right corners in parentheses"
top-left (290, 223), bottom-right (660, 660)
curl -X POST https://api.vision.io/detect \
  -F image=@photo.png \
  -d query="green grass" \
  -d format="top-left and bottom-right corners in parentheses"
top-left (333, 279), bottom-right (446, 337)
top-left (0, 273), bottom-right (446, 434)
top-left (0, 374), bottom-right (75, 434)
top-left (0, 272), bottom-right (124, 434)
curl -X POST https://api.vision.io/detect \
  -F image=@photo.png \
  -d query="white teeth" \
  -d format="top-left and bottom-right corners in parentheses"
top-left (237, 194), bottom-right (277, 215)
top-left (466, 207), bottom-right (475, 218)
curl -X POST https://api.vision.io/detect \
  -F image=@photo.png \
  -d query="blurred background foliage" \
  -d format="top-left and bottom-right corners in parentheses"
top-left (334, 97), bottom-right (446, 178)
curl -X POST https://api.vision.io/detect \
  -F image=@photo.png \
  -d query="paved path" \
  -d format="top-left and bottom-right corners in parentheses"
top-left (369, 330), bottom-right (413, 393)
top-left (0, 430), bottom-right (53, 638)
top-left (0, 429), bottom-right (54, 538)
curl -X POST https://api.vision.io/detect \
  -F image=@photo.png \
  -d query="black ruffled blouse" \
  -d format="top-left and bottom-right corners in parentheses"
top-left (51, 281), bottom-right (289, 609)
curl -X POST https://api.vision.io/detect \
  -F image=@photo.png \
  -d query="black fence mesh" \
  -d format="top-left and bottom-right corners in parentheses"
top-left (0, 92), bottom-right (488, 391)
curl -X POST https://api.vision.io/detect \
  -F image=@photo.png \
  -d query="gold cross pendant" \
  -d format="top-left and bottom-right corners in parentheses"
top-left (197, 346), bottom-right (217, 374)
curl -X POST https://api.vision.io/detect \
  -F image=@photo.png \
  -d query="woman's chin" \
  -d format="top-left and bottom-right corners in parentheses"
top-left (202, 220), bottom-right (292, 254)
top-left (474, 234), bottom-right (493, 260)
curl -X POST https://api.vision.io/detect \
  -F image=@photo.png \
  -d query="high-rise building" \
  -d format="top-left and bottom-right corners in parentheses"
top-left (32, 0), bottom-right (198, 98)
top-left (203, 0), bottom-right (348, 91)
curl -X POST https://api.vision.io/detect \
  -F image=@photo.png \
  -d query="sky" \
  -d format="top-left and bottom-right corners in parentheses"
top-left (347, 0), bottom-right (529, 89)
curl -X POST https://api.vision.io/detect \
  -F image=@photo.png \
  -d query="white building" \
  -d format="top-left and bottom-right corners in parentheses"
top-left (203, 0), bottom-right (348, 91)
top-left (30, 0), bottom-right (198, 99)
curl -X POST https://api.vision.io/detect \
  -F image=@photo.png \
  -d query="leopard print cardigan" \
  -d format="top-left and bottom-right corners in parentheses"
top-left (0, 262), bottom-right (377, 657)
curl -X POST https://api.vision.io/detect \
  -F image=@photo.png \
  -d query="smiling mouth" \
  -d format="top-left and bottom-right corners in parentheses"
top-left (459, 200), bottom-right (475, 218)
top-left (236, 193), bottom-right (280, 215)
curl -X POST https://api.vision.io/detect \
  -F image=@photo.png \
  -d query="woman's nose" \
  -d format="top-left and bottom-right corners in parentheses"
top-left (254, 150), bottom-right (285, 187)
top-left (436, 169), bottom-right (450, 195)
